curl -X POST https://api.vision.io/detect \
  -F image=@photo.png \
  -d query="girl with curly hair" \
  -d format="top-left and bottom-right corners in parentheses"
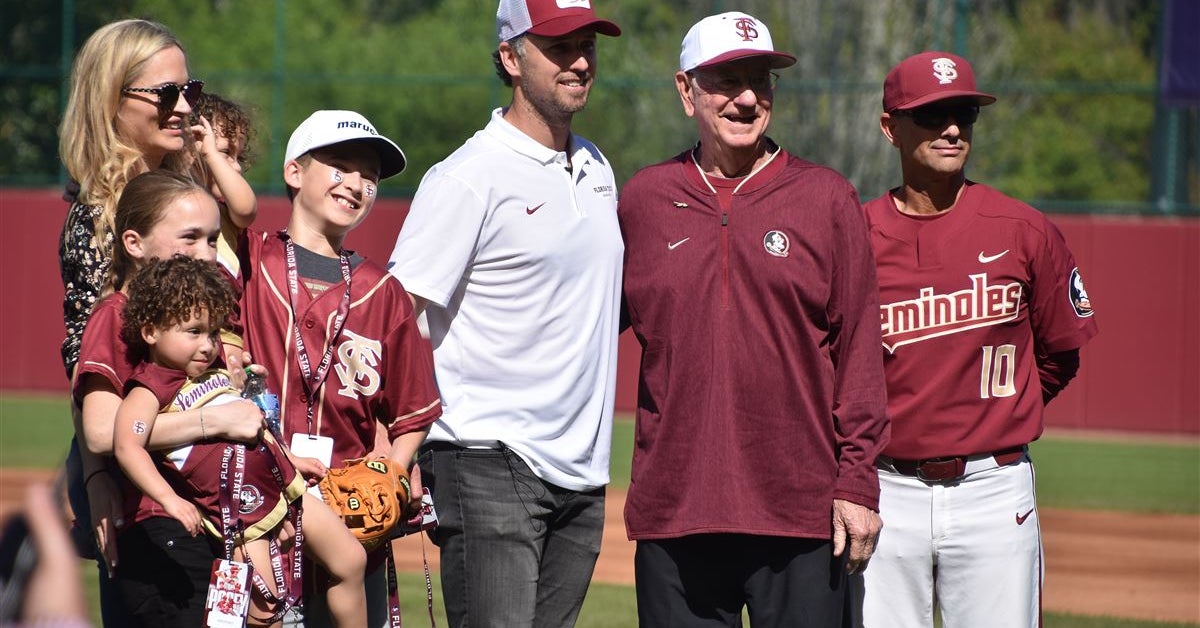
top-left (113, 255), bottom-right (367, 627)
top-left (189, 91), bottom-right (258, 280)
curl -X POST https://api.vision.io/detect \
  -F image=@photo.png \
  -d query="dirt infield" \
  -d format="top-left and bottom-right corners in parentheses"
top-left (391, 492), bottom-right (1200, 624)
top-left (4, 470), bottom-right (1196, 624)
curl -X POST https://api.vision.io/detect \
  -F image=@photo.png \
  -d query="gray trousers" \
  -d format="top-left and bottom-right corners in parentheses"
top-left (420, 443), bottom-right (605, 628)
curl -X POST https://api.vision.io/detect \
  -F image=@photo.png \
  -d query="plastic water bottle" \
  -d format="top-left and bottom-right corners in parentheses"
top-left (242, 368), bottom-right (281, 438)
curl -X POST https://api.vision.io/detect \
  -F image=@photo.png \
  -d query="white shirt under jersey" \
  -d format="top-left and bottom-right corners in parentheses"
top-left (387, 108), bottom-right (623, 491)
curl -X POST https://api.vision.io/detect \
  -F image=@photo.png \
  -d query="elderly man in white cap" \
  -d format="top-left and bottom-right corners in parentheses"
top-left (617, 11), bottom-right (890, 627)
top-left (387, 0), bottom-right (622, 626)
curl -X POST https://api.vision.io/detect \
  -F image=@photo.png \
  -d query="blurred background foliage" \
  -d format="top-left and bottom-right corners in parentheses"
top-left (1, 0), bottom-right (1195, 212)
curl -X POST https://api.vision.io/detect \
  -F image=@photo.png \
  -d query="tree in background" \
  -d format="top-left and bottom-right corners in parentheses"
top-left (0, 0), bottom-right (1175, 210)
top-left (982, 0), bottom-right (1159, 204)
top-left (0, 0), bottom-right (137, 183)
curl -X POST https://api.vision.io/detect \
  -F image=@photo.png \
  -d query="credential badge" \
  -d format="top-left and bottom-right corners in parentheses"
top-left (763, 230), bottom-right (790, 258)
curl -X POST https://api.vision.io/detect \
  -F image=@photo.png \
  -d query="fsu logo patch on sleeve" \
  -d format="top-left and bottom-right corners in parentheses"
top-left (1069, 267), bottom-right (1094, 317)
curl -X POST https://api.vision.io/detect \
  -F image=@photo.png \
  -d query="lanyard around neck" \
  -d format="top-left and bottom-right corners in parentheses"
top-left (279, 230), bottom-right (352, 434)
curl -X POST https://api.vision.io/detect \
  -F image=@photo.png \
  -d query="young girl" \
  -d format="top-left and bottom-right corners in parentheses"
top-left (112, 256), bottom-right (367, 626)
top-left (72, 170), bottom-right (265, 624)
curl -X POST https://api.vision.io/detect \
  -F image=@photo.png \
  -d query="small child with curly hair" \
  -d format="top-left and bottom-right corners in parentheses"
top-left (190, 91), bottom-right (259, 379)
top-left (112, 255), bottom-right (367, 626)
top-left (191, 91), bottom-right (257, 257)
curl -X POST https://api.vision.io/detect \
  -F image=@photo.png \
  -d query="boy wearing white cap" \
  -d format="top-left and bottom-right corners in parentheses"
top-left (617, 12), bottom-right (889, 626)
top-left (241, 110), bottom-right (442, 627)
top-left (386, 1), bottom-right (623, 626)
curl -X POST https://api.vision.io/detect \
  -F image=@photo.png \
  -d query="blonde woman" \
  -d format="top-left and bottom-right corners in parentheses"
top-left (58, 18), bottom-right (203, 377)
top-left (57, 20), bottom-right (261, 626)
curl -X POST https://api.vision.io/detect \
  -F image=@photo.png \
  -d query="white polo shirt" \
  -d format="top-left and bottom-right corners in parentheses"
top-left (388, 109), bottom-right (623, 491)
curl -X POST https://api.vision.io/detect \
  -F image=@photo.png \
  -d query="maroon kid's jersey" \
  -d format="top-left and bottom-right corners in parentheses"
top-left (126, 364), bottom-right (306, 543)
top-left (73, 293), bottom-right (133, 408)
top-left (864, 182), bottom-right (1098, 460)
top-left (73, 293), bottom-right (167, 525)
top-left (238, 230), bottom-right (441, 467)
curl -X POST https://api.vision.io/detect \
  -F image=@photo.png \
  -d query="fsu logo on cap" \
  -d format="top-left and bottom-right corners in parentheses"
top-left (931, 57), bottom-right (959, 85)
top-left (763, 229), bottom-right (790, 257)
top-left (734, 17), bottom-right (759, 41)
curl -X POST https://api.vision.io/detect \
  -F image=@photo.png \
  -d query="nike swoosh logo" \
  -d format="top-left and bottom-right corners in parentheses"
top-left (668, 237), bottom-right (690, 250)
top-left (672, 201), bottom-right (689, 208)
top-left (978, 249), bottom-right (1010, 263)
top-left (526, 203), bottom-right (545, 215)
top-left (1016, 508), bottom-right (1035, 525)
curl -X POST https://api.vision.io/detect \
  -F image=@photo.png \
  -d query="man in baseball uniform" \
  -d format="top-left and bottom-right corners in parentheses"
top-left (386, 0), bottom-right (623, 625)
top-left (861, 52), bottom-right (1099, 627)
top-left (618, 12), bottom-right (889, 626)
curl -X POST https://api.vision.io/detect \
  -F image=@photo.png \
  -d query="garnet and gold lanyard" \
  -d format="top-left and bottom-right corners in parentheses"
top-left (279, 230), bottom-right (352, 435)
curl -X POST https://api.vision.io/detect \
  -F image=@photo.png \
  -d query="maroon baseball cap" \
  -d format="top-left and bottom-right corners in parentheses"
top-left (883, 51), bottom-right (997, 112)
top-left (496, 0), bottom-right (621, 42)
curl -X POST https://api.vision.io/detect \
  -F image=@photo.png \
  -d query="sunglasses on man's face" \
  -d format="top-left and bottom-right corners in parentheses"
top-left (893, 103), bottom-right (979, 130)
top-left (121, 80), bottom-right (204, 117)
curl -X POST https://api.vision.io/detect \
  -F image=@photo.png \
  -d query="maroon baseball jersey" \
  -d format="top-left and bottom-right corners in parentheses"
top-left (238, 229), bottom-right (441, 467)
top-left (619, 148), bottom-right (889, 541)
top-left (73, 293), bottom-right (165, 525)
top-left (864, 182), bottom-right (1098, 460)
top-left (126, 364), bottom-right (306, 543)
top-left (73, 293), bottom-right (133, 407)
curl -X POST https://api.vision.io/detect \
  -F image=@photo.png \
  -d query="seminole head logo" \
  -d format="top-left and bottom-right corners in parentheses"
top-left (931, 57), bottom-right (958, 84)
top-left (733, 17), bottom-right (759, 41)
top-left (239, 484), bottom-right (264, 515)
top-left (1069, 268), bottom-right (1094, 317)
top-left (763, 229), bottom-right (790, 257)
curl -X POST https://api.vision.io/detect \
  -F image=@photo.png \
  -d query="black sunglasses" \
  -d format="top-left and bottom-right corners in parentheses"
top-left (893, 103), bottom-right (979, 130)
top-left (121, 80), bottom-right (204, 116)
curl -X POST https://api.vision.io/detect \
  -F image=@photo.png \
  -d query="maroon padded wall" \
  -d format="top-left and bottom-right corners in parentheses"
top-left (2, 188), bottom-right (1196, 433)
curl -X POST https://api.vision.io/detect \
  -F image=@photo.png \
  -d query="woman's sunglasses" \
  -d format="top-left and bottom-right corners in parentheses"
top-left (892, 103), bottom-right (980, 130)
top-left (121, 80), bottom-right (204, 117)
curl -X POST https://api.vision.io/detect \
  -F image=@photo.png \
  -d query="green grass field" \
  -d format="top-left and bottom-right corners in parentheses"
top-left (6, 394), bottom-right (1198, 626)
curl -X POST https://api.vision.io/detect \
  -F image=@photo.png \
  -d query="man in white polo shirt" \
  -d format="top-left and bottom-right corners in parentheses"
top-left (385, 0), bottom-right (622, 625)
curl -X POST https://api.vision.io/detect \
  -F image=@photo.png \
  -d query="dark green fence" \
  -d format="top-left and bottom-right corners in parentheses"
top-left (2, 0), bottom-right (1195, 213)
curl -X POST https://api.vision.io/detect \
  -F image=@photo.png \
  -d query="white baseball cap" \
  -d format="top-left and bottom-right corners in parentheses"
top-left (284, 110), bottom-right (407, 180)
top-left (679, 12), bottom-right (796, 72)
top-left (496, 0), bottom-right (621, 43)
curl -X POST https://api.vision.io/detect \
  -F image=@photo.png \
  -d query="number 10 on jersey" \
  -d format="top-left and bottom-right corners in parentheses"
top-left (980, 344), bottom-right (1017, 399)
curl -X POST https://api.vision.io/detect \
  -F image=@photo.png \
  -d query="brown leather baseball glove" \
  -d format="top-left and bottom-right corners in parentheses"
top-left (317, 457), bottom-right (412, 551)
